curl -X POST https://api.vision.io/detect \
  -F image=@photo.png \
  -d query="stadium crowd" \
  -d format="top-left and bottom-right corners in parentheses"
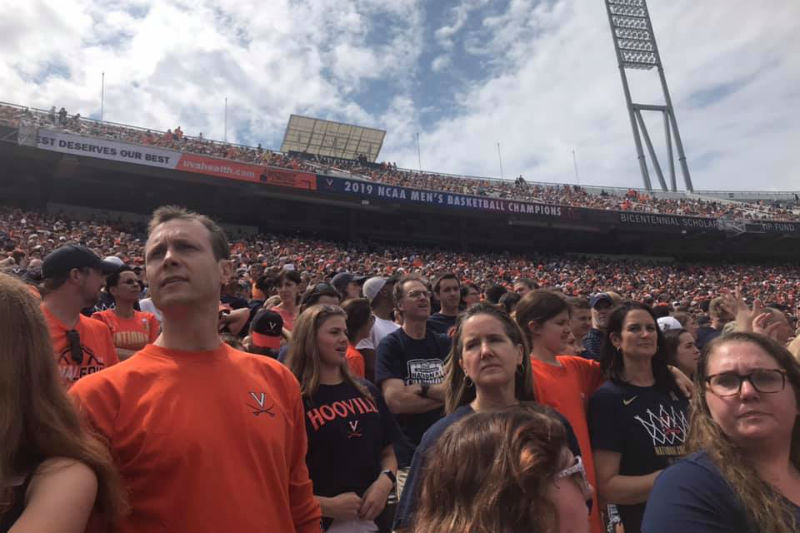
top-left (3, 201), bottom-right (800, 533)
top-left (2, 101), bottom-right (799, 223)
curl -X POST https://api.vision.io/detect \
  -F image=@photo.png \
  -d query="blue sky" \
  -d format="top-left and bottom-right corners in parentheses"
top-left (1, 0), bottom-right (798, 191)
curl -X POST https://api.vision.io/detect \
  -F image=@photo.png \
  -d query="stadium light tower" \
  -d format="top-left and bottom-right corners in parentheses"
top-left (604, 0), bottom-right (693, 192)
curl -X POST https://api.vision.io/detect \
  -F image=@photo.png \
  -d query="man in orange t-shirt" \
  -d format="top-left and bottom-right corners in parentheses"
top-left (40, 244), bottom-right (120, 387)
top-left (69, 206), bottom-right (321, 532)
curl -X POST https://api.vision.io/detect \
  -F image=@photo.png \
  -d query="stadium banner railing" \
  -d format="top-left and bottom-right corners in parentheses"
top-left (33, 128), bottom-right (316, 191)
top-left (315, 174), bottom-right (566, 219)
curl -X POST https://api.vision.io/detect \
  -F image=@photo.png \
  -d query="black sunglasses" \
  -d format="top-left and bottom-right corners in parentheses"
top-left (67, 329), bottom-right (82, 365)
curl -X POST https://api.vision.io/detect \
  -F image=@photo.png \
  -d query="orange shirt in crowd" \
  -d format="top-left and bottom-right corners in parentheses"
top-left (69, 343), bottom-right (321, 533)
top-left (91, 309), bottom-right (160, 360)
top-left (274, 306), bottom-right (296, 332)
top-left (41, 304), bottom-right (118, 387)
top-left (345, 344), bottom-right (365, 378)
top-left (531, 355), bottom-right (605, 533)
top-left (251, 282), bottom-right (266, 301)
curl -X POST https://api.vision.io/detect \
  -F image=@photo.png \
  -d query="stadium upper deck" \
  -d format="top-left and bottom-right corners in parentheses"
top-left (1, 101), bottom-right (798, 222)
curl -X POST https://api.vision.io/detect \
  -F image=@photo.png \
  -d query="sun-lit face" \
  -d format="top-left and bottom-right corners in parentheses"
top-left (145, 219), bottom-right (228, 312)
top-left (460, 313), bottom-right (523, 391)
top-left (532, 310), bottom-right (572, 355)
top-left (705, 340), bottom-right (798, 449)
top-left (316, 315), bottom-right (348, 367)
top-left (612, 309), bottom-right (658, 359)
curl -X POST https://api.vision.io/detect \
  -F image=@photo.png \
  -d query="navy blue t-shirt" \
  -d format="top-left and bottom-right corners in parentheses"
top-left (304, 380), bottom-right (400, 499)
top-left (426, 313), bottom-right (457, 336)
top-left (375, 327), bottom-right (451, 467)
top-left (589, 380), bottom-right (689, 533)
top-left (393, 403), bottom-right (583, 531)
top-left (642, 450), bottom-right (800, 533)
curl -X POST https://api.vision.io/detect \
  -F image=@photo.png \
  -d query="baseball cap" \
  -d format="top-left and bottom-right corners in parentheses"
top-left (363, 276), bottom-right (393, 304)
top-left (589, 292), bottom-right (613, 308)
top-left (657, 316), bottom-right (683, 332)
top-left (42, 245), bottom-right (121, 279)
top-left (250, 309), bottom-right (284, 350)
top-left (103, 255), bottom-right (125, 268)
top-left (331, 272), bottom-right (367, 295)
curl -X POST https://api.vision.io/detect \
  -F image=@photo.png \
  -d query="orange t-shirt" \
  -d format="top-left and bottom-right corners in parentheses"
top-left (345, 344), bottom-right (365, 378)
top-left (531, 355), bottom-right (605, 533)
top-left (69, 343), bottom-right (321, 533)
top-left (274, 306), bottom-right (296, 332)
top-left (41, 304), bottom-right (119, 387)
top-left (91, 309), bottom-right (160, 360)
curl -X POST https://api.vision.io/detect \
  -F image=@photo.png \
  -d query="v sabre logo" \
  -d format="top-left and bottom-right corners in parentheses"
top-left (247, 391), bottom-right (275, 417)
top-left (347, 420), bottom-right (362, 439)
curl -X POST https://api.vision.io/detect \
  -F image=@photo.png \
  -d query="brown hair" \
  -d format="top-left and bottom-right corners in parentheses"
top-left (413, 404), bottom-right (566, 533)
top-left (284, 304), bottom-right (371, 401)
top-left (514, 289), bottom-right (571, 349)
top-left (689, 332), bottom-right (800, 532)
top-left (0, 273), bottom-right (127, 520)
top-left (444, 303), bottom-right (534, 414)
top-left (341, 298), bottom-right (372, 343)
top-left (392, 273), bottom-right (428, 306)
top-left (147, 205), bottom-right (230, 260)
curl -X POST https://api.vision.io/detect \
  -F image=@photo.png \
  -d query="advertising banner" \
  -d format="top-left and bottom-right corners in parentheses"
top-left (36, 129), bottom-right (179, 169)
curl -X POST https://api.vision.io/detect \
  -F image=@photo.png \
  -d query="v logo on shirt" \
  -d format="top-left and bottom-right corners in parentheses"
top-left (247, 391), bottom-right (275, 417)
top-left (347, 420), bottom-right (362, 439)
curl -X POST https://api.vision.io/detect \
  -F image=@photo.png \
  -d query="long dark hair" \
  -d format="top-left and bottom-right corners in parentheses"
top-left (688, 332), bottom-right (800, 532)
top-left (662, 328), bottom-right (689, 368)
top-left (0, 273), bottom-right (128, 521)
top-left (443, 303), bottom-right (535, 414)
top-left (600, 301), bottom-right (680, 394)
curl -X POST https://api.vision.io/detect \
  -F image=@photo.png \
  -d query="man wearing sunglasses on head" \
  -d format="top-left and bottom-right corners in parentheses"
top-left (40, 244), bottom-right (120, 387)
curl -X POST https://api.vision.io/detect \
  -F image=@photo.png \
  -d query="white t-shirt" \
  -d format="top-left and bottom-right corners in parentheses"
top-left (356, 315), bottom-right (400, 350)
top-left (138, 298), bottom-right (163, 323)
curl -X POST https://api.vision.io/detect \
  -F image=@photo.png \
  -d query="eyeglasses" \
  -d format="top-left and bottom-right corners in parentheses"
top-left (556, 455), bottom-right (593, 513)
top-left (706, 369), bottom-right (787, 397)
top-left (406, 289), bottom-right (430, 300)
top-left (66, 329), bottom-right (83, 365)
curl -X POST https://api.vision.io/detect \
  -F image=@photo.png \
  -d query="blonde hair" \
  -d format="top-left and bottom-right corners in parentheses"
top-left (689, 332), bottom-right (800, 532)
top-left (284, 304), bottom-right (371, 401)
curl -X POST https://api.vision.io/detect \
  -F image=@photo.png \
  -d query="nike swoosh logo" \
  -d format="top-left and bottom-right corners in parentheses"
top-left (623, 396), bottom-right (638, 406)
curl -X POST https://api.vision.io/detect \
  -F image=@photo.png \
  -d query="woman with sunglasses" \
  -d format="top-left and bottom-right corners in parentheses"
top-left (643, 332), bottom-right (800, 532)
top-left (92, 266), bottom-right (160, 360)
top-left (285, 304), bottom-right (400, 533)
top-left (0, 272), bottom-right (127, 531)
top-left (413, 404), bottom-right (593, 533)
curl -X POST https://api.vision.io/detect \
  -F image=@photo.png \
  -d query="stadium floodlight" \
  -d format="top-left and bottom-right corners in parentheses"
top-left (604, 0), bottom-right (693, 192)
top-left (280, 115), bottom-right (386, 162)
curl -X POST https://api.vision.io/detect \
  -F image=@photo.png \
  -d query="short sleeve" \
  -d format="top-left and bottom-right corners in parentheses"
top-left (588, 387), bottom-right (624, 453)
top-left (642, 458), bottom-right (747, 533)
top-left (375, 334), bottom-right (405, 385)
top-left (147, 314), bottom-right (161, 343)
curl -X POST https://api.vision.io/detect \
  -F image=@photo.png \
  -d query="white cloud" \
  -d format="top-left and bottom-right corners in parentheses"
top-left (0, 0), bottom-right (797, 190)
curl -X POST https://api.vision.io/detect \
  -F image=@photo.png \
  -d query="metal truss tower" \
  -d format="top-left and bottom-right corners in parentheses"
top-left (604, 0), bottom-right (694, 192)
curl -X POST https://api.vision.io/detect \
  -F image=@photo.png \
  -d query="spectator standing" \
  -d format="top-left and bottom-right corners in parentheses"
top-left (568, 296), bottom-right (593, 356)
top-left (427, 273), bottom-right (460, 335)
top-left (331, 272), bottom-right (366, 300)
top-left (40, 245), bottom-right (119, 387)
top-left (92, 266), bottom-right (159, 360)
top-left (583, 292), bottom-right (614, 360)
top-left (589, 302), bottom-right (689, 533)
top-left (274, 269), bottom-right (302, 332)
top-left (643, 333), bottom-right (800, 532)
top-left (285, 304), bottom-right (399, 533)
top-left (696, 297), bottom-right (734, 350)
top-left (376, 275), bottom-right (450, 497)
top-left (357, 276), bottom-right (400, 379)
top-left (0, 273), bottom-right (127, 531)
top-left (341, 298), bottom-right (373, 379)
top-left (662, 328), bottom-right (700, 379)
top-left (68, 206), bottom-right (321, 532)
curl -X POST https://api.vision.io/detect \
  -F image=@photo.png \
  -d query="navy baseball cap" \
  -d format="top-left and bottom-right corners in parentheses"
top-left (589, 292), bottom-right (614, 308)
top-left (42, 245), bottom-right (121, 279)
